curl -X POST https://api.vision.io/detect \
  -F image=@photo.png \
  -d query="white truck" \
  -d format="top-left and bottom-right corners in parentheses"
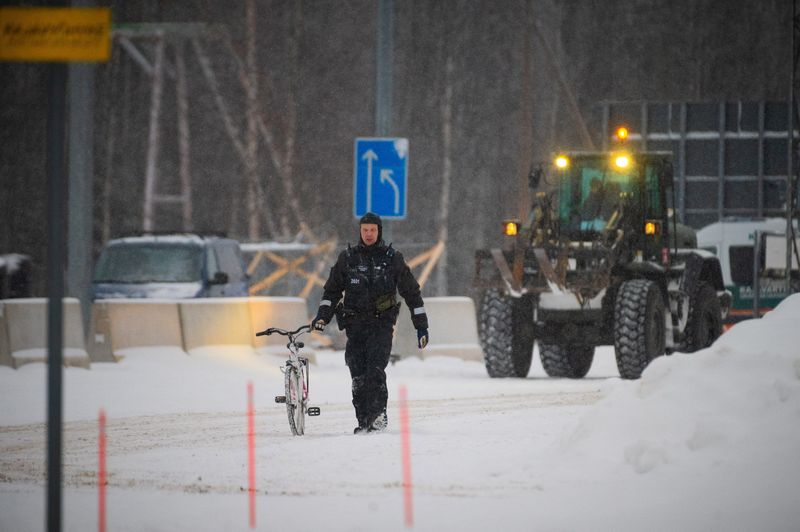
top-left (697, 217), bottom-right (799, 322)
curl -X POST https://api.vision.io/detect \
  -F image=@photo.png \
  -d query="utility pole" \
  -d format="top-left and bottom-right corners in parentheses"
top-left (375, 0), bottom-right (394, 243)
top-left (788, 0), bottom-right (800, 283)
top-left (67, 1), bottom-right (96, 332)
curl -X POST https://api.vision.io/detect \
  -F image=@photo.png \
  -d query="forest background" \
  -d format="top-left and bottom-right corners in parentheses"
top-left (0, 0), bottom-right (790, 297)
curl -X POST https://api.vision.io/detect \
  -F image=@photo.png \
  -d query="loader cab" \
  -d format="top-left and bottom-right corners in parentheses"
top-left (553, 151), bottom-right (674, 261)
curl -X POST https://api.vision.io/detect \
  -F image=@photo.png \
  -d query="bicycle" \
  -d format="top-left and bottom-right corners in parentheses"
top-left (255, 324), bottom-right (320, 435)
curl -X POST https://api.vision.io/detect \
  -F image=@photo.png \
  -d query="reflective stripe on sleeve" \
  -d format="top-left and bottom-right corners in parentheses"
top-left (413, 306), bottom-right (426, 315)
top-left (320, 300), bottom-right (332, 307)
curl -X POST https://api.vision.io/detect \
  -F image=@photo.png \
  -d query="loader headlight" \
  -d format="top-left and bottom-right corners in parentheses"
top-left (554, 155), bottom-right (569, 169)
top-left (613, 154), bottom-right (631, 169)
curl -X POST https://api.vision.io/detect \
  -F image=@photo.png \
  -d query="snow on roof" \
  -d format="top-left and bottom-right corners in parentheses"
top-left (697, 217), bottom-right (796, 246)
top-left (0, 253), bottom-right (29, 272)
top-left (240, 241), bottom-right (316, 252)
top-left (108, 234), bottom-right (209, 246)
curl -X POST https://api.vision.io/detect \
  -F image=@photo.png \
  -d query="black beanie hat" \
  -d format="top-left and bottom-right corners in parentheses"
top-left (359, 212), bottom-right (382, 227)
top-left (359, 212), bottom-right (383, 244)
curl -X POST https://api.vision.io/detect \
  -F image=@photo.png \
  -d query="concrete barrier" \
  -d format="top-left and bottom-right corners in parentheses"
top-left (392, 296), bottom-right (484, 363)
top-left (248, 296), bottom-right (316, 362)
top-left (179, 298), bottom-right (255, 354)
top-left (0, 298), bottom-right (90, 368)
top-left (88, 300), bottom-right (184, 361)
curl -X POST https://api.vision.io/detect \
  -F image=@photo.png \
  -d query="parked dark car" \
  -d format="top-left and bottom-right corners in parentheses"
top-left (92, 234), bottom-right (248, 300)
top-left (0, 254), bottom-right (33, 299)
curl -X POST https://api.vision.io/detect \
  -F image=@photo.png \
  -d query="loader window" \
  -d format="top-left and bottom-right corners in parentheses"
top-left (643, 164), bottom-right (664, 219)
top-left (558, 157), bottom-right (634, 234)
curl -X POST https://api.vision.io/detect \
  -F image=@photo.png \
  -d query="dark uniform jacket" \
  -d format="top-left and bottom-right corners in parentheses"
top-left (317, 240), bottom-right (428, 331)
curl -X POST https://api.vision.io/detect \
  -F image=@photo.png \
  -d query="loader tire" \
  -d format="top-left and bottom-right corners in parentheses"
top-left (614, 279), bottom-right (666, 379)
top-left (682, 282), bottom-right (722, 352)
top-left (478, 289), bottom-right (534, 378)
top-left (539, 343), bottom-right (594, 379)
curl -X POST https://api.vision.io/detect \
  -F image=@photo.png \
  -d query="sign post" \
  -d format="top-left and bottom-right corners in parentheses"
top-left (0, 7), bottom-right (111, 62)
top-left (1, 7), bottom-right (111, 532)
top-left (353, 137), bottom-right (408, 220)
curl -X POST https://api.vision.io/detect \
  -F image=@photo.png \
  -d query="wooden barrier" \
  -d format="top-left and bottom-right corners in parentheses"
top-left (244, 237), bottom-right (338, 298)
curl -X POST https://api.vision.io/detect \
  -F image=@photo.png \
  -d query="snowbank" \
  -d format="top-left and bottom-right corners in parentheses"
top-left (1, 295), bottom-right (799, 531)
top-left (546, 294), bottom-right (800, 529)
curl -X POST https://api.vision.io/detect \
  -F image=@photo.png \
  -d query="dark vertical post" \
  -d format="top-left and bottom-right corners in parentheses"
top-left (757, 102), bottom-right (765, 217)
top-left (68, 60), bottom-right (95, 332)
top-left (678, 103), bottom-right (687, 223)
top-left (753, 230), bottom-right (761, 318)
top-left (67, 0), bottom-right (96, 334)
top-left (375, 0), bottom-right (394, 241)
top-left (47, 61), bottom-right (67, 532)
top-left (375, 0), bottom-right (393, 137)
top-left (787, 0), bottom-right (797, 284)
top-left (717, 102), bottom-right (725, 222)
top-left (640, 102), bottom-right (648, 151)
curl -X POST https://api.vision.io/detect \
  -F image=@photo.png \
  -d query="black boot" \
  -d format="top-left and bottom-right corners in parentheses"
top-left (367, 409), bottom-right (388, 432)
top-left (353, 416), bottom-right (369, 434)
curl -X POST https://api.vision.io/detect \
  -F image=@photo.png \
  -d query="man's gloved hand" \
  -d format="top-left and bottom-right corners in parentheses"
top-left (311, 314), bottom-right (327, 332)
top-left (417, 328), bottom-right (429, 349)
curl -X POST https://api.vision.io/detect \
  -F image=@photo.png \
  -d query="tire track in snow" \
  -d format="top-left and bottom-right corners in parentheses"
top-left (0, 389), bottom-right (602, 495)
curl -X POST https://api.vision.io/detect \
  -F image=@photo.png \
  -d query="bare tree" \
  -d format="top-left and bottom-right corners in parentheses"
top-left (244, 0), bottom-right (263, 240)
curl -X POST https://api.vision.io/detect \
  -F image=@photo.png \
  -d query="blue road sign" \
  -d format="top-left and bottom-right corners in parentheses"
top-left (353, 137), bottom-right (408, 219)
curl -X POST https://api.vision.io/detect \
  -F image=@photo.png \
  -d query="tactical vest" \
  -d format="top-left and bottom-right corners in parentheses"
top-left (341, 244), bottom-right (399, 320)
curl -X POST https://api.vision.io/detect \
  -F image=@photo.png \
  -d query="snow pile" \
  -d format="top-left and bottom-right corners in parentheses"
top-left (554, 294), bottom-right (800, 509)
top-left (2, 296), bottom-right (800, 530)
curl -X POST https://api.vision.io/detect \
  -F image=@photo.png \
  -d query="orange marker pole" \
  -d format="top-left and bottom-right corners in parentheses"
top-left (399, 385), bottom-right (413, 528)
top-left (98, 409), bottom-right (106, 532)
top-left (247, 381), bottom-right (256, 529)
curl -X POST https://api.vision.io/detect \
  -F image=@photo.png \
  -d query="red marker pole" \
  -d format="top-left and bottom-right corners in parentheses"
top-left (399, 385), bottom-right (413, 528)
top-left (98, 409), bottom-right (107, 532)
top-left (247, 381), bottom-right (256, 529)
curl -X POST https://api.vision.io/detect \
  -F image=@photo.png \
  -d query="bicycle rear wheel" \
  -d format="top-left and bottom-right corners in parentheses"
top-left (285, 364), bottom-right (305, 435)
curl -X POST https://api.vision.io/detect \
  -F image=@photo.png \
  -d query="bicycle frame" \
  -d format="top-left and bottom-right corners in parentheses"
top-left (255, 324), bottom-right (320, 435)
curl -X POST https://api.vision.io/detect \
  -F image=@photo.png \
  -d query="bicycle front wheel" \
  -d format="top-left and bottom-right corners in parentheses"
top-left (285, 364), bottom-right (305, 435)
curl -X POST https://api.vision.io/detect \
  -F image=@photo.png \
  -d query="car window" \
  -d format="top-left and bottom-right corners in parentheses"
top-left (216, 240), bottom-right (245, 283)
top-left (729, 245), bottom-right (765, 286)
top-left (206, 246), bottom-right (221, 278)
top-left (94, 244), bottom-right (204, 283)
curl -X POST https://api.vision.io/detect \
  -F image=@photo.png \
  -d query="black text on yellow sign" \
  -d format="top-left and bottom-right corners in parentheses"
top-left (0, 7), bottom-right (111, 62)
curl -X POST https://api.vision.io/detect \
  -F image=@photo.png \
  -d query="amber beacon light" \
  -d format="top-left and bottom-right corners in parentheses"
top-left (503, 221), bottom-right (519, 236)
top-left (644, 221), bottom-right (660, 236)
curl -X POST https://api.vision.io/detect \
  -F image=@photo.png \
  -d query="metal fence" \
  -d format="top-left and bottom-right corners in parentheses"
top-left (601, 101), bottom-right (798, 229)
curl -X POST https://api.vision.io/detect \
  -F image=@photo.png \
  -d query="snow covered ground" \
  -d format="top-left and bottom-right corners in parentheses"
top-left (1, 295), bottom-right (799, 532)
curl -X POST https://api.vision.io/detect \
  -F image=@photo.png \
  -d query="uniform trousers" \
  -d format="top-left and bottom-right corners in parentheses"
top-left (344, 320), bottom-right (394, 426)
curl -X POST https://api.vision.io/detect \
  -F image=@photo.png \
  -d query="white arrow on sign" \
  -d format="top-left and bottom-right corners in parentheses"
top-left (380, 168), bottom-right (400, 214)
top-left (362, 149), bottom-right (379, 212)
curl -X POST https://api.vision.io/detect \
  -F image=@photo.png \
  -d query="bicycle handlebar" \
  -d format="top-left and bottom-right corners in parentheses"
top-left (255, 324), bottom-right (311, 337)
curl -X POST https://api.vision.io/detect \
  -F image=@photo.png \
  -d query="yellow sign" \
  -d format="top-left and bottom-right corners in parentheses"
top-left (0, 7), bottom-right (111, 62)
